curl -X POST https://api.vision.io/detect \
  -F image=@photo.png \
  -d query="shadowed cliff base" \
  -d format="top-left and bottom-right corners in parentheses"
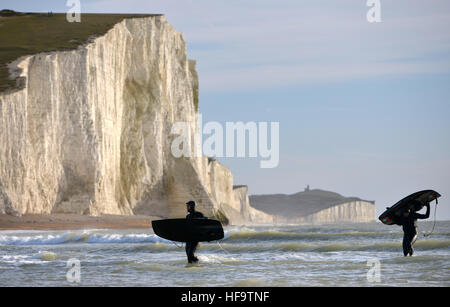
top-left (0, 10), bottom-right (162, 93)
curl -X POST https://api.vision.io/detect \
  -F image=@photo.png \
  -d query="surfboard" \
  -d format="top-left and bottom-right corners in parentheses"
top-left (379, 190), bottom-right (441, 225)
top-left (152, 218), bottom-right (224, 242)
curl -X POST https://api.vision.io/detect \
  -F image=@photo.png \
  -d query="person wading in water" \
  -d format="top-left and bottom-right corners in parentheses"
top-left (399, 201), bottom-right (430, 256)
top-left (185, 200), bottom-right (204, 263)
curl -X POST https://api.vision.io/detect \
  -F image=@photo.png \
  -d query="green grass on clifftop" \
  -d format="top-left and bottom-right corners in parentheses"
top-left (0, 10), bottom-right (161, 93)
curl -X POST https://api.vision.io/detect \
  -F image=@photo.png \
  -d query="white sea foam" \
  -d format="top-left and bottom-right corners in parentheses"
top-left (0, 232), bottom-right (171, 246)
top-left (197, 254), bottom-right (241, 264)
top-left (85, 233), bottom-right (170, 244)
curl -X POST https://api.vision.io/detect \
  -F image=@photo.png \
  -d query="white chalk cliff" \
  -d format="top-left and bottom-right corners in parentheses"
top-left (250, 189), bottom-right (376, 224)
top-left (275, 200), bottom-right (376, 224)
top-left (0, 16), bottom-right (272, 224)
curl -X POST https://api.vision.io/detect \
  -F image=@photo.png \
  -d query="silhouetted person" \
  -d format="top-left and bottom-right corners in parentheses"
top-left (399, 201), bottom-right (430, 256)
top-left (185, 200), bottom-right (204, 263)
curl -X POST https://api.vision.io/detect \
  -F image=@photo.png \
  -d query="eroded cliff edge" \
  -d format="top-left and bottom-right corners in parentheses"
top-left (0, 15), bottom-right (272, 225)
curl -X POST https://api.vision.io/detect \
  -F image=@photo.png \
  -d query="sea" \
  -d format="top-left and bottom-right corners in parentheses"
top-left (0, 221), bottom-right (449, 287)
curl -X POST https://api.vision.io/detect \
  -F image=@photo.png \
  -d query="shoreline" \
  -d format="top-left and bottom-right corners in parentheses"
top-left (0, 214), bottom-right (158, 231)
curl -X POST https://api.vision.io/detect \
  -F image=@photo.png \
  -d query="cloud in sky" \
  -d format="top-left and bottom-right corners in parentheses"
top-left (9, 0), bottom-right (449, 91)
top-left (77, 0), bottom-right (450, 92)
top-left (4, 0), bottom-right (450, 219)
top-left (4, 0), bottom-right (450, 91)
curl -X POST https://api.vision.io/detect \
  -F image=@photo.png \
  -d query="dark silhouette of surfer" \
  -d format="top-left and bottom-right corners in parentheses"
top-left (399, 201), bottom-right (430, 256)
top-left (185, 200), bottom-right (204, 263)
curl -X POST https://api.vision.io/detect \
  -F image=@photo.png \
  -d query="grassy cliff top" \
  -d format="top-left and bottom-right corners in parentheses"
top-left (0, 10), bottom-right (162, 93)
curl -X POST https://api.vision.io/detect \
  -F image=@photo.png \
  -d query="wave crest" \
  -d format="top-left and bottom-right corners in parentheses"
top-left (0, 232), bottom-right (169, 246)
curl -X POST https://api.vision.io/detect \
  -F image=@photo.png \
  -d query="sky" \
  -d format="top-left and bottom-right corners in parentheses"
top-left (3, 0), bottom-right (450, 219)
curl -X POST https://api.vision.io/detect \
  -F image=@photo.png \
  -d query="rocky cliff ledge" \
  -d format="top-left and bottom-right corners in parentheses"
top-left (0, 15), bottom-right (263, 225)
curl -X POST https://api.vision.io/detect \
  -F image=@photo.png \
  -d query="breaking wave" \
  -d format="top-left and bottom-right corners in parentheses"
top-left (0, 251), bottom-right (59, 266)
top-left (1, 229), bottom-right (448, 254)
top-left (224, 228), bottom-right (399, 241)
top-left (201, 240), bottom-right (450, 253)
top-left (0, 232), bottom-right (170, 246)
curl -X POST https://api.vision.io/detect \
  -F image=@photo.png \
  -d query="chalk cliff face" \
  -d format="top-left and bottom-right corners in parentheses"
top-left (0, 16), bottom-right (262, 224)
top-left (250, 189), bottom-right (376, 224)
top-left (275, 201), bottom-right (376, 224)
top-left (233, 186), bottom-right (274, 224)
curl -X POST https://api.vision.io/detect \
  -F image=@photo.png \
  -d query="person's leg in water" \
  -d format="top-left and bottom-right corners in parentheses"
top-left (409, 233), bottom-right (418, 256)
top-left (403, 232), bottom-right (411, 256)
top-left (185, 242), bottom-right (193, 262)
top-left (402, 232), bottom-right (417, 257)
top-left (185, 241), bottom-right (199, 263)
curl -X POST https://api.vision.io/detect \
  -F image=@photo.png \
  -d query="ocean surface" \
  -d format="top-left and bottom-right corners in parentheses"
top-left (0, 221), bottom-right (449, 287)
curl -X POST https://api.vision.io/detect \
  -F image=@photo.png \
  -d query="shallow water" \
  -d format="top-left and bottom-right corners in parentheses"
top-left (0, 221), bottom-right (449, 286)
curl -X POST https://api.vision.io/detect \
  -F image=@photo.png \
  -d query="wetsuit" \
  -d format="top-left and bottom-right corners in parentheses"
top-left (185, 210), bottom-right (204, 263)
top-left (399, 203), bottom-right (430, 256)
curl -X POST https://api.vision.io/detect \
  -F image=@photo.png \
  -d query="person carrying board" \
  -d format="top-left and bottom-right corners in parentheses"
top-left (400, 201), bottom-right (430, 256)
top-left (185, 200), bottom-right (204, 263)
